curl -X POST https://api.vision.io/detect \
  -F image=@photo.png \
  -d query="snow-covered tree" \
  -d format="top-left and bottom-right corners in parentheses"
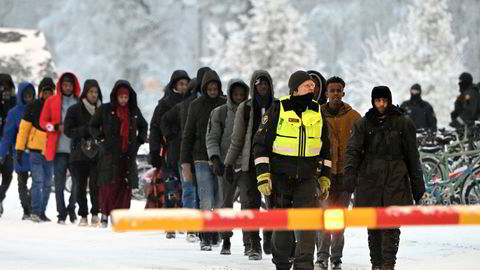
top-left (343, 0), bottom-right (467, 124)
top-left (203, 0), bottom-right (320, 95)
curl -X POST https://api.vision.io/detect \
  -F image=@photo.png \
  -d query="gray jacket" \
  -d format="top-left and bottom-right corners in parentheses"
top-left (206, 79), bottom-right (249, 168)
top-left (224, 70), bottom-right (275, 171)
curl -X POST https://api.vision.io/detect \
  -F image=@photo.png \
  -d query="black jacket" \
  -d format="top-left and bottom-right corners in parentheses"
top-left (89, 80), bottom-right (148, 188)
top-left (64, 80), bottom-right (103, 163)
top-left (253, 97), bottom-right (331, 180)
top-left (0, 73), bottom-right (16, 137)
top-left (149, 70), bottom-right (189, 168)
top-left (160, 77), bottom-right (197, 168)
top-left (344, 106), bottom-right (425, 207)
top-left (400, 97), bottom-right (437, 130)
top-left (180, 70), bottom-right (226, 163)
top-left (451, 85), bottom-right (480, 126)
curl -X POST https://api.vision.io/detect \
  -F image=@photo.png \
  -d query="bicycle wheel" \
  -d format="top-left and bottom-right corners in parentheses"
top-left (462, 167), bottom-right (480, 205)
top-left (421, 156), bottom-right (442, 186)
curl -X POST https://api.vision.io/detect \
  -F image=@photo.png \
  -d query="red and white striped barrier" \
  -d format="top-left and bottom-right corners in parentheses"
top-left (111, 206), bottom-right (480, 232)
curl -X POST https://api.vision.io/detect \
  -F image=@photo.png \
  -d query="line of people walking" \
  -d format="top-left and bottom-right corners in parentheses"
top-left (2, 68), bottom-right (477, 270)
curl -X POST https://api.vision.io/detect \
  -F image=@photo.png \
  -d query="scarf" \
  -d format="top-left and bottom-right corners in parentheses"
top-left (82, 98), bottom-right (99, 116)
top-left (116, 105), bottom-right (130, 153)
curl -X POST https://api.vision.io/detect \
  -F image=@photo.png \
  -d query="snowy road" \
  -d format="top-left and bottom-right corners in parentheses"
top-left (1, 177), bottom-right (479, 270)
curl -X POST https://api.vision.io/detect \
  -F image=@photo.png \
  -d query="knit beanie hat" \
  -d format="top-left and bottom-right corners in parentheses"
top-left (288, 70), bottom-right (312, 94)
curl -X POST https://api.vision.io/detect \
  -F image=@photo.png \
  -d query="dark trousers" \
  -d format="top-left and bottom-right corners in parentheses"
top-left (17, 171), bottom-right (31, 215)
top-left (54, 153), bottom-right (77, 220)
top-left (0, 154), bottom-right (13, 202)
top-left (367, 228), bottom-right (401, 267)
top-left (271, 173), bottom-right (317, 270)
top-left (316, 174), bottom-right (352, 263)
top-left (220, 170), bottom-right (249, 246)
top-left (239, 168), bottom-right (272, 246)
top-left (71, 160), bottom-right (99, 217)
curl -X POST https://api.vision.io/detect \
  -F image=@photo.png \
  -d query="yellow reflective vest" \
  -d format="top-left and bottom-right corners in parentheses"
top-left (272, 96), bottom-right (323, 157)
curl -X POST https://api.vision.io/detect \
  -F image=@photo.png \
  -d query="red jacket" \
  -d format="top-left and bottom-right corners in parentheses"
top-left (40, 72), bottom-right (81, 161)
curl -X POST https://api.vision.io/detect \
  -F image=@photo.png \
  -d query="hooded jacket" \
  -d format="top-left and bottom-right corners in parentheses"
top-left (180, 70), bottom-right (226, 163)
top-left (160, 78), bottom-right (197, 168)
top-left (0, 73), bottom-right (16, 138)
top-left (224, 70), bottom-right (275, 171)
top-left (344, 105), bottom-right (425, 207)
top-left (320, 102), bottom-right (361, 177)
top-left (307, 70), bottom-right (327, 105)
top-left (179, 67), bottom-right (211, 136)
top-left (400, 96), bottom-right (437, 130)
top-left (0, 82), bottom-right (36, 172)
top-left (15, 77), bottom-right (55, 155)
top-left (149, 70), bottom-right (190, 161)
top-left (89, 80), bottom-right (148, 188)
top-left (39, 72), bottom-right (81, 161)
top-left (206, 79), bottom-right (249, 166)
top-left (64, 79), bottom-right (103, 163)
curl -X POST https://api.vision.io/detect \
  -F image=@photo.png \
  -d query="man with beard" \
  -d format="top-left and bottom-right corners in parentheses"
top-left (40, 72), bottom-right (81, 224)
top-left (344, 86), bottom-right (425, 270)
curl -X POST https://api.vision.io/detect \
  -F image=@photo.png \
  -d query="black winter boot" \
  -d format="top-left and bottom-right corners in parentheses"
top-left (248, 240), bottom-right (262, 260)
top-left (220, 237), bottom-right (231, 255)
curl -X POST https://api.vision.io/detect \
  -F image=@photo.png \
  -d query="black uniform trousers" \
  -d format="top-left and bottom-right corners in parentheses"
top-left (271, 173), bottom-right (317, 270)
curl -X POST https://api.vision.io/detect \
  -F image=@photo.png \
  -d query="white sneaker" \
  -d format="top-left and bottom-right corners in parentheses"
top-left (186, 233), bottom-right (198, 243)
top-left (78, 217), bottom-right (88, 226)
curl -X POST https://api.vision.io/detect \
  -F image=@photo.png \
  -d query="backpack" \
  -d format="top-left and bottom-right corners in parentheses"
top-left (145, 168), bottom-right (166, 209)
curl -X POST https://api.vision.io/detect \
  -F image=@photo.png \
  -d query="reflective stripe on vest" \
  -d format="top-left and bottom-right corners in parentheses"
top-left (272, 96), bottom-right (323, 157)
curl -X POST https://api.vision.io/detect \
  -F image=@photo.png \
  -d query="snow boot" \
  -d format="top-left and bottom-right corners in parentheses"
top-left (166, 232), bottom-right (176, 239)
top-left (78, 217), bottom-right (88, 226)
top-left (200, 234), bottom-right (212, 251)
top-left (248, 241), bottom-right (262, 260)
top-left (22, 214), bottom-right (31, 220)
top-left (331, 260), bottom-right (342, 270)
top-left (40, 213), bottom-right (51, 222)
top-left (315, 260), bottom-right (328, 270)
top-left (371, 265), bottom-right (382, 270)
top-left (220, 238), bottom-right (231, 255)
top-left (383, 265), bottom-right (395, 270)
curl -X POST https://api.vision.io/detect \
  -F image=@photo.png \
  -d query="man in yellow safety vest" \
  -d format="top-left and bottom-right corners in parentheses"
top-left (253, 70), bottom-right (332, 270)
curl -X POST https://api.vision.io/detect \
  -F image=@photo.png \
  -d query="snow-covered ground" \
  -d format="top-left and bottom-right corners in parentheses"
top-left (1, 176), bottom-right (479, 270)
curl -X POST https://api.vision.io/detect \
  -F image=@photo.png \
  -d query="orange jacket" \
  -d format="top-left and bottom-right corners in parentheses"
top-left (39, 72), bottom-right (81, 161)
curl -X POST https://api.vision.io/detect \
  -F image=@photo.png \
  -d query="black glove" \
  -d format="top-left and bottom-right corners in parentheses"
top-left (414, 192), bottom-right (424, 205)
top-left (211, 155), bottom-right (225, 177)
top-left (343, 173), bottom-right (356, 193)
top-left (224, 164), bottom-right (234, 184)
top-left (150, 150), bottom-right (162, 170)
top-left (16, 150), bottom-right (23, 166)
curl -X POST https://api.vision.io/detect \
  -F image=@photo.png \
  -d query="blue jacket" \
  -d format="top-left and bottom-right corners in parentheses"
top-left (0, 82), bottom-right (36, 172)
